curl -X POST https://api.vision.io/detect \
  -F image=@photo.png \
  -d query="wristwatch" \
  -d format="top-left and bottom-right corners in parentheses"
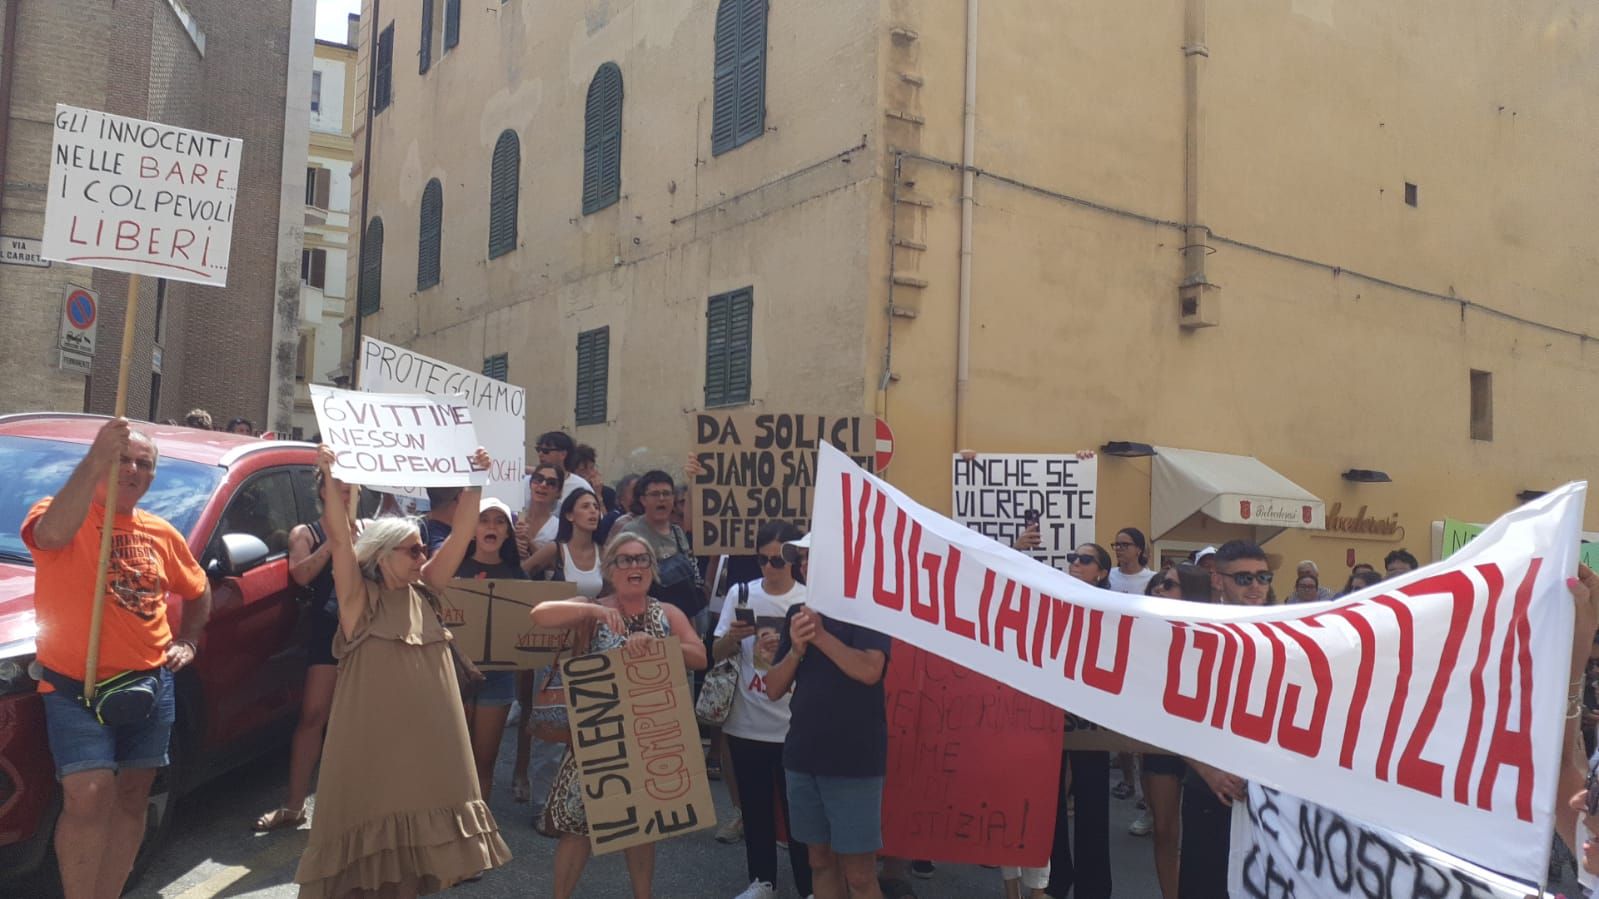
top-left (171, 639), bottom-right (198, 657)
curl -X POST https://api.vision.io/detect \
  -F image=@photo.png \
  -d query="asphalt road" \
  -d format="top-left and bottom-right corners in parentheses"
top-left (127, 727), bottom-right (1162, 899)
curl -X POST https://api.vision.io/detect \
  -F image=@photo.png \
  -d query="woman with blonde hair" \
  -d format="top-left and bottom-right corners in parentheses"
top-left (531, 533), bottom-right (707, 899)
top-left (293, 447), bottom-right (511, 898)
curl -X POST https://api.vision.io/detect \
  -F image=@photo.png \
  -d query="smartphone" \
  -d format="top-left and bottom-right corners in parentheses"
top-left (734, 607), bottom-right (756, 625)
top-left (1023, 508), bottom-right (1041, 528)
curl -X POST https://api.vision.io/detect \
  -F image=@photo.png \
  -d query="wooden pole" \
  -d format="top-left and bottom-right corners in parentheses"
top-left (84, 273), bottom-right (142, 701)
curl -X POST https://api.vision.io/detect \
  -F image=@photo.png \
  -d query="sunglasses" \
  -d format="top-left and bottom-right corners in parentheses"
top-left (1066, 553), bottom-right (1100, 566)
top-left (529, 474), bottom-right (560, 487)
top-left (781, 545), bottom-right (808, 565)
top-left (535, 444), bottom-right (561, 454)
top-left (1110, 542), bottom-right (1135, 550)
top-left (613, 553), bottom-right (652, 569)
top-left (760, 553), bottom-right (789, 568)
top-left (394, 544), bottom-right (427, 560)
top-left (1221, 570), bottom-right (1274, 586)
top-left (1154, 578), bottom-right (1180, 592)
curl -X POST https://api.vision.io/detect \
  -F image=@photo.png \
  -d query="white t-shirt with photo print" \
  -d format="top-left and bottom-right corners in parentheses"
top-left (713, 579), bottom-right (806, 743)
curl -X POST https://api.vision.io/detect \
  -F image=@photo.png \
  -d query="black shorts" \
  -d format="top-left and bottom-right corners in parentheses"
top-left (307, 608), bottom-right (339, 667)
top-left (1142, 753), bottom-right (1185, 777)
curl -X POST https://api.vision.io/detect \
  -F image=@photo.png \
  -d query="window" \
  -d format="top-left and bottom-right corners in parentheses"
top-left (418, 179), bottom-right (443, 290)
top-left (488, 130), bottom-right (520, 259)
top-left (373, 24), bottom-right (394, 113)
top-left (419, 0), bottom-right (434, 74)
top-left (444, 0), bottom-right (460, 50)
top-left (1470, 369), bottom-right (1493, 441)
top-left (358, 217), bottom-right (383, 315)
top-left (301, 248), bottom-right (327, 288)
top-left (582, 63), bottom-right (624, 215)
top-left (575, 327), bottom-right (610, 425)
top-left (304, 166), bottom-right (318, 205)
top-left (305, 167), bottom-right (330, 209)
top-left (482, 353), bottom-right (509, 382)
top-left (148, 372), bottom-right (161, 422)
top-left (211, 471), bottom-right (301, 559)
top-left (296, 332), bottom-right (312, 382)
top-left (1405, 182), bottom-right (1418, 207)
top-left (704, 288), bottom-right (753, 407)
top-left (711, 0), bottom-right (769, 155)
top-left (311, 70), bottom-right (322, 113)
top-left (153, 278), bottom-right (167, 343)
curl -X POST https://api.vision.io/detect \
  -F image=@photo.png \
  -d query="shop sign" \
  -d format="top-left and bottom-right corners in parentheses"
top-left (1312, 502), bottom-right (1405, 542)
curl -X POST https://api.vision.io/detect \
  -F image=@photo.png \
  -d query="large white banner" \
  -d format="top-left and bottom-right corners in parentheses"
top-left (1228, 784), bottom-right (1543, 898)
top-left (359, 337), bottom-right (525, 507)
top-left (310, 385), bottom-right (487, 489)
top-left (807, 444), bottom-right (1583, 883)
top-left (951, 453), bottom-right (1097, 570)
top-left (42, 105), bottom-right (242, 286)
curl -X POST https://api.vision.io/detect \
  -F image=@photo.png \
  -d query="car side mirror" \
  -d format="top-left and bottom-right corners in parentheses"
top-left (207, 533), bottom-right (271, 579)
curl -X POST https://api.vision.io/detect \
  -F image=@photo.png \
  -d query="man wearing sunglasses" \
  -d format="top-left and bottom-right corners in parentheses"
top-left (1178, 540), bottom-right (1271, 896)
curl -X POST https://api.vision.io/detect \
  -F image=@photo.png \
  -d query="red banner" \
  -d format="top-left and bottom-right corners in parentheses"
top-left (881, 640), bottom-right (1063, 866)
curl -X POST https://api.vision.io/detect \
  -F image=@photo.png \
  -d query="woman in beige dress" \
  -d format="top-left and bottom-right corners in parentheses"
top-left (294, 447), bottom-right (511, 898)
top-left (531, 534), bottom-right (708, 899)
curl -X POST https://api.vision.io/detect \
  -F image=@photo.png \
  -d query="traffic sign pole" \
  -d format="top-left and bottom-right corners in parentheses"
top-left (83, 273), bottom-right (141, 701)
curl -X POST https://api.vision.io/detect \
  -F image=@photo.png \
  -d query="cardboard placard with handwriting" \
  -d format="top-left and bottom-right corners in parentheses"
top-left (440, 579), bottom-right (581, 669)
top-left (562, 637), bottom-right (717, 854)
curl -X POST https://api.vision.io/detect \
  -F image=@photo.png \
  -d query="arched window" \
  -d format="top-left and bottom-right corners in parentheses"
top-left (581, 63), bottom-right (624, 215)
top-left (418, 178), bottom-right (442, 290)
top-left (358, 217), bottom-right (383, 315)
top-left (488, 130), bottom-right (520, 259)
top-left (711, 0), bottom-right (768, 155)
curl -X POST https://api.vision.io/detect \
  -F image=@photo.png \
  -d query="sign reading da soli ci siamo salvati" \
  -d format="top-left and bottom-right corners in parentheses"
top-left (40, 104), bottom-right (242, 286)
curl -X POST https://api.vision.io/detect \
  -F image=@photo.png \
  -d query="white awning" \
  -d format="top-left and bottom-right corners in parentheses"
top-left (1151, 446), bottom-right (1325, 543)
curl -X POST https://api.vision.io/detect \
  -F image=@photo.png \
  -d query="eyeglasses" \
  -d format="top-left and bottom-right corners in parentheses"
top-left (642, 490), bottom-right (674, 500)
top-left (529, 474), bottom-right (560, 487)
top-left (1154, 578), bottom-right (1180, 592)
top-left (395, 544), bottom-right (427, 560)
top-left (1221, 570), bottom-right (1274, 586)
top-left (613, 553), bottom-right (652, 569)
top-left (1110, 542), bottom-right (1134, 550)
top-left (760, 554), bottom-right (788, 569)
top-left (1066, 553), bottom-right (1100, 566)
top-left (535, 444), bottom-right (561, 454)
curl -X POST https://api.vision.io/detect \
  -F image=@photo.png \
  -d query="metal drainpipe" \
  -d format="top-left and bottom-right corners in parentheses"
top-left (877, 152), bottom-right (903, 420)
top-left (350, 0), bottom-right (380, 389)
top-left (954, 0), bottom-right (978, 452)
top-left (0, 0), bottom-right (22, 227)
top-left (1182, 0), bottom-right (1210, 292)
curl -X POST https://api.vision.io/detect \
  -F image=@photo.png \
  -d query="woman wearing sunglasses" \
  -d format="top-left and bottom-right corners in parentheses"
top-left (515, 463), bottom-right (566, 564)
top-left (711, 521), bottom-right (813, 899)
top-left (530, 535), bottom-right (708, 899)
top-left (1045, 543), bottom-right (1114, 899)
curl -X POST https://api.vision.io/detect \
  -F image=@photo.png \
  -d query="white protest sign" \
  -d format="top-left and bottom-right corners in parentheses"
top-left (359, 337), bottom-right (525, 507)
top-left (42, 105), bottom-right (242, 286)
top-left (1228, 784), bottom-right (1543, 898)
top-left (310, 385), bottom-right (487, 489)
top-left (807, 443), bottom-right (1582, 883)
top-left (952, 453), bottom-right (1097, 569)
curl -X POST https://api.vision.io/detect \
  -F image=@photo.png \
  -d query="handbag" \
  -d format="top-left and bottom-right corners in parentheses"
top-left (695, 582), bottom-right (747, 726)
top-left (41, 666), bottom-right (162, 727)
top-left (530, 660), bottom-right (571, 744)
top-left (653, 526), bottom-right (708, 618)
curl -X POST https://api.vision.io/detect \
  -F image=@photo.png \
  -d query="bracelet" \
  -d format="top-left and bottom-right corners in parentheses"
top-left (172, 639), bottom-right (198, 657)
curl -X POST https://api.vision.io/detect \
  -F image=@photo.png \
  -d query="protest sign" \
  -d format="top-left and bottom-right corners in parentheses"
top-left (882, 642), bottom-right (1062, 866)
top-left (41, 105), bottom-right (241, 286)
top-left (359, 337), bottom-right (526, 507)
top-left (952, 453), bottom-right (1097, 571)
top-left (440, 579), bottom-right (581, 669)
top-left (1444, 517), bottom-right (1599, 569)
top-left (690, 411), bottom-right (883, 554)
top-left (807, 443), bottom-right (1584, 883)
top-left (562, 637), bottom-right (716, 854)
top-left (1228, 783), bottom-right (1543, 899)
top-left (310, 385), bottom-right (487, 489)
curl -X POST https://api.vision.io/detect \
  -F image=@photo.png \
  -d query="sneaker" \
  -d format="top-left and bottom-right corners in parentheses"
top-left (1111, 781), bottom-right (1135, 800)
top-left (716, 809), bottom-right (744, 844)
top-left (1128, 809), bottom-right (1154, 836)
top-left (733, 880), bottom-right (777, 899)
top-left (911, 859), bottom-right (936, 878)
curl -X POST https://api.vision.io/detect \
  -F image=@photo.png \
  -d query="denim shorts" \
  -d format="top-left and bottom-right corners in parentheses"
top-left (42, 667), bottom-right (176, 779)
top-left (469, 670), bottom-right (516, 707)
top-left (785, 770), bottom-right (884, 855)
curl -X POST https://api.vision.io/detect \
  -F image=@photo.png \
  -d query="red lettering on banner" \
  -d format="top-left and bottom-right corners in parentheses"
top-left (1395, 571), bottom-right (1479, 801)
top-left (1062, 598), bottom-right (1088, 681)
top-left (1270, 619), bottom-right (1332, 758)
top-left (994, 584), bottom-right (1031, 663)
top-left (1163, 624), bottom-right (1218, 722)
top-left (842, 474), bottom-right (870, 598)
top-left (1226, 623), bottom-right (1285, 744)
top-left (1029, 594), bottom-right (1054, 670)
top-left (1369, 594), bottom-right (1416, 782)
top-left (904, 522), bottom-right (925, 617)
top-left (1046, 597), bottom-right (1075, 673)
top-left (1326, 607), bottom-right (1378, 770)
top-left (874, 504), bottom-right (909, 612)
top-left (1082, 611), bottom-right (1133, 694)
top-left (1479, 558), bottom-right (1540, 821)
top-left (912, 541), bottom-right (941, 624)
top-left (1202, 624), bottom-right (1241, 729)
top-left (1458, 563), bottom-right (1505, 804)
top-left (977, 570), bottom-right (998, 646)
top-left (943, 548), bottom-right (976, 640)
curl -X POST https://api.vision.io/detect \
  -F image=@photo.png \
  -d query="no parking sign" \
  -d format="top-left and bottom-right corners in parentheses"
top-left (58, 285), bottom-right (98, 373)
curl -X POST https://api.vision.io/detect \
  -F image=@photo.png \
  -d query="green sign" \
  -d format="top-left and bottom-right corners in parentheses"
top-left (1443, 517), bottom-right (1599, 570)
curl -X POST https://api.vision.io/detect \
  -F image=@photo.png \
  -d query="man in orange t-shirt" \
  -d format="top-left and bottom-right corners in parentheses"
top-left (22, 418), bottom-right (211, 899)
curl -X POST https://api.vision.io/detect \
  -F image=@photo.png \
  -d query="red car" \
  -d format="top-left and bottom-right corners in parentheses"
top-left (0, 413), bottom-right (322, 889)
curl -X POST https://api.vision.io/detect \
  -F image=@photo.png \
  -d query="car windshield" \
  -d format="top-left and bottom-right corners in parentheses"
top-left (0, 435), bottom-right (222, 563)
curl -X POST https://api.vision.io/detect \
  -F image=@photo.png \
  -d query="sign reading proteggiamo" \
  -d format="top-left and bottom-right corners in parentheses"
top-left (309, 385), bottom-right (487, 489)
top-left (806, 443), bottom-right (1583, 883)
top-left (41, 105), bottom-right (241, 286)
top-left (359, 337), bottom-right (525, 508)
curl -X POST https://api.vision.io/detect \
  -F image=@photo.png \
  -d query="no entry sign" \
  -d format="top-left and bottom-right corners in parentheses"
top-left (875, 417), bottom-right (895, 471)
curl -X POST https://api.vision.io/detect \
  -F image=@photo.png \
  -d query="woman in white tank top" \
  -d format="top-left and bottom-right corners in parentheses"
top-left (525, 489), bottom-right (603, 594)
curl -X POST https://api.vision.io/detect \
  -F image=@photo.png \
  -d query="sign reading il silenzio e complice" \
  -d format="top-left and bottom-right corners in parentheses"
top-left (41, 104), bottom-right (241, 286)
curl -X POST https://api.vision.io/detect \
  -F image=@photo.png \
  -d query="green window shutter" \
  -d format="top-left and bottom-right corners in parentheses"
top-left (373, 26), bottom-right (394, 112)
top-left (419, 0), bottom-right (433, 73)
top-left (734, 0), bottom-right (767, 147)
top-left (444, 0), bottom-right (460, 50)
top-left (575, 327), bottom-right (610, 425)
top-left (358, 218), bottom-right (383, 315)
top-left (418, 179), bottom-right (442, 290)
top-left (705, 287), bottom-right (753, 407)
top-left (710, 1), bottom-right (739, 155)
top-left (483, 353), bottom-right (508, 382)
top-left (489, 130), bottom-right (520, 259)
top-left (582, 63), bottom-right (623, 214)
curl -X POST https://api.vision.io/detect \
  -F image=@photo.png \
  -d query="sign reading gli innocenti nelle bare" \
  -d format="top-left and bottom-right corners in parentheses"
top-left (40, 104), bottom-right (242, 286)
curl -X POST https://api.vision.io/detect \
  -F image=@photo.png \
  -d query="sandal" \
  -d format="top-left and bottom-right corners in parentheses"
top-left (512, 775), bottom-right (531, 803)
top-left (253, 806), bottom-right (307, 832)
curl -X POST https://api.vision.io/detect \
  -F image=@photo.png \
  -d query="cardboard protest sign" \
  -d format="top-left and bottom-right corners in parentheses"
top-left (690, 412), bottom-right (881, 554)
top-left (360, 338), bottom-right (526, 508)
top-left (440, 579), bottom-right (581, 669)
top-left (808, 443), bottom-right (1585, 883)
top-left (310, 385), bottom-right (487, 489)
top-left (1228, 784), bottom-right (1544, 899)
top-left (881, 642), bottom-right (1062, 866)
top-left (42, 105), bottom-right (242, 285)
top-left (952, 453), bottom-right (1098, 572)
top-left (562, 637), bottom-right (716, 854)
